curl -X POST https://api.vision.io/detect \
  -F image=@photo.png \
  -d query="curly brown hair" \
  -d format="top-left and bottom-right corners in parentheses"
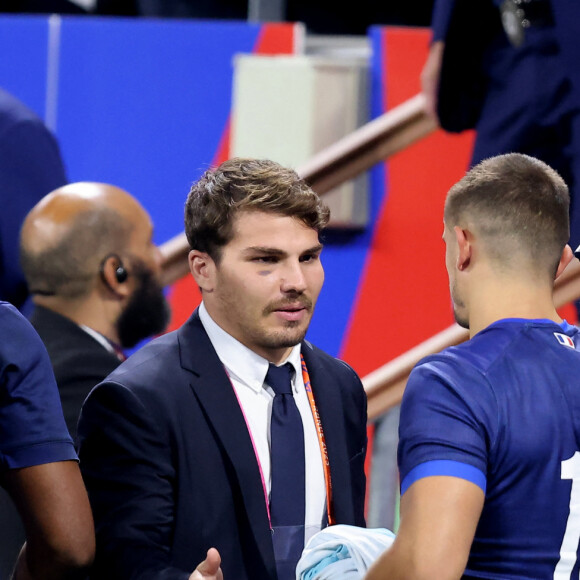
top-left (184, 157), bottom-right (330, 261)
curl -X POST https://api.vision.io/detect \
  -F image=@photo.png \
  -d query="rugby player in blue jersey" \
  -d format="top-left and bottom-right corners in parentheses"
top-left (366, 153), bottom-right (580, 579)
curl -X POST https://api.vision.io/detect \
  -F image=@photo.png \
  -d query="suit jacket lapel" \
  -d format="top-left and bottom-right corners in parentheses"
top-left (301, 343), bottom-right (355, 524)
top-left (177, 311), bottom-right (276, 577)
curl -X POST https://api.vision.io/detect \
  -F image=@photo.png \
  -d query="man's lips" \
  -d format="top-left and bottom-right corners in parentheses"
top-left (268, 302), bottom-right (311, 322)
top-left (274, 308), bottom-right (306, 322)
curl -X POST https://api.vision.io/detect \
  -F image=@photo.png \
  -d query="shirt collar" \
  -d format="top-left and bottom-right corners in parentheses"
top-left (79, 324), bottom-right (126, 361)
top-left (198, 302), bottom-right (302, 393)
top-left (489, 317), bottom-right (577, 331)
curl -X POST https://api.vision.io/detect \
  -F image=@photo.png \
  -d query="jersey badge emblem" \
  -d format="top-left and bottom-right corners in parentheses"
top-left (554, 332), bottom-right (575, 348)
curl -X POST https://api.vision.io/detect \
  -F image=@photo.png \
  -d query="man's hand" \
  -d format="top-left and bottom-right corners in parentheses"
top-left (420, 40), bottom-right (445, 122)
top-left (189, 548), bottom-right (223, 580)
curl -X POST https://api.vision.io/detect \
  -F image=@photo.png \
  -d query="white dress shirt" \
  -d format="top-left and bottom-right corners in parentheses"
top-left (199, 302), bottom-right (326, 541)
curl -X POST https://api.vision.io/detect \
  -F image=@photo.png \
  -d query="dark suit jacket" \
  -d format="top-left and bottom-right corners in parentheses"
top-left (77, 309), bottom-right (367, 580)
top-left (433, 0), bottom-right (580, 132)
top-left (30, 306), bottom-right (121, 440)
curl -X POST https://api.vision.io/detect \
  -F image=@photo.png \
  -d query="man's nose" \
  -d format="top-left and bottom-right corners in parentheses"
top-left (280, 261), bottom-right (307, 293)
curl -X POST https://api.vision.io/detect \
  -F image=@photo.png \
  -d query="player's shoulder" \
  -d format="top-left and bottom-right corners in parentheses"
top-left (0, 300), bottom-right (28, 324)
top-left (407, 322), bottom-right (520, 395)
top-left (412, 319), bottom-right (580, 392)
top-left (411, 336), bottom-right (496, 382)
top-left (0, 301), bottom-right (43, 346)
top-left (420, 319), bottom-right (565, 371)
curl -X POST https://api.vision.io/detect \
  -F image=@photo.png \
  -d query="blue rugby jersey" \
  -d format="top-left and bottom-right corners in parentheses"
top-left (398, 318), bottom-right (580, 579)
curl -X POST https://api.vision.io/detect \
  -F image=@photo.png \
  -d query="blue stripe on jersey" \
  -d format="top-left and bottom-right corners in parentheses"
top-left (400, 460), bottom-right (487, 495)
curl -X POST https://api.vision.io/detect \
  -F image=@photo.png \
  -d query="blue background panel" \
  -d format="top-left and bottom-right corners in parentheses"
top-left (0, 16), bottom-right (51, 122)
top-left (56, 16), bottom-right (263, 245)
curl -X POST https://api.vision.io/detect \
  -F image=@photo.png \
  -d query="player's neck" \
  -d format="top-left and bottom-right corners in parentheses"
top-left (468, 277), bottom-right (560, 338)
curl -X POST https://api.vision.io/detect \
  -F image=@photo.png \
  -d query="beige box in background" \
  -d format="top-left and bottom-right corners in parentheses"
top-left (231, 54), bottom-right (370, 228)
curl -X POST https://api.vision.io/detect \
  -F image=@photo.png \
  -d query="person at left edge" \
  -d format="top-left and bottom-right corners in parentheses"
top-left (0, 85), bottom-right (68, 580)
top-left (77, 157), bottom-right (368, 580)
top-left (0, 301), bottom-right (94, 579)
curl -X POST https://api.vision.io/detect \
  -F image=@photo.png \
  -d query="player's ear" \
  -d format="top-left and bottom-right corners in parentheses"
top-left (555, 244), bottom-right (574, 279)
top-left (189, 250), bottom-right (216, 292)
top-left (99, 254), bottom-right (131, 299)
top-left (454, 226), bottom-right (472, 271)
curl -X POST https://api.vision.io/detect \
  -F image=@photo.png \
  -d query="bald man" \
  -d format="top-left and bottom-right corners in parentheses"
top-left (19, 182), bottom-right (170, 440)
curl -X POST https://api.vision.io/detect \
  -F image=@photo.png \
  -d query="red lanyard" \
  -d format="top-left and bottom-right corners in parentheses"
top-left (301, 354), bottom-right (335, 526)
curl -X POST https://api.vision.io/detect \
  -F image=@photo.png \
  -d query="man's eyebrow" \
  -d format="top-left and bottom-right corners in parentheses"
top-left (242, 243), bottom-right (324, 256)
top-left (304, 243), bottom-right (324, 254)
top-left (242, 246), bottom-right (286, 256)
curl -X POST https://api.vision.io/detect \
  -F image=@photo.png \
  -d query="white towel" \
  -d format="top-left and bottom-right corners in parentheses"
top-left (296, 524), bottom-right (396, 580)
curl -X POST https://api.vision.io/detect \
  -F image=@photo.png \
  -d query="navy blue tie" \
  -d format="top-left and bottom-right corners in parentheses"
top-left (266, 362), bottom-right (305, 580)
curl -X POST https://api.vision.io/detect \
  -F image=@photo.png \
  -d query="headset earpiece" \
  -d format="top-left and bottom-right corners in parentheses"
top-left (100, 253), bottom-right (129, 290)
top-left (115, 263), bottom-right (128, 283)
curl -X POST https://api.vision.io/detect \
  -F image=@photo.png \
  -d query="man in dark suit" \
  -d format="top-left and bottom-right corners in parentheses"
top-left (77, 157), bottom-right (368, 580)
top-left (19, 182), bottom-right (170, 440)
top-left (421, 0), bottom-right (580, 246)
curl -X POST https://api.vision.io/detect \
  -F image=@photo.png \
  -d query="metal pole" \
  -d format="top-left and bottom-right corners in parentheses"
top-left (247, 0), bottom-right (287, 22)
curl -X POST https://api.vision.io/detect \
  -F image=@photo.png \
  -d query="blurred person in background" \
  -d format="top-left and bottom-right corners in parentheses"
top-left (0, 87), bottom-right (68, 312)
top-left (421, 0), bottom-right (580, 247)
top-left (19, 181), bottom-right (170, 441)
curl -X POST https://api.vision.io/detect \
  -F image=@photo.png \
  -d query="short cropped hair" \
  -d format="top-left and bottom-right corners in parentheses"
top-left (20, 208), bottom-right (133, 298)
top-left (444, 153), bottom-right (570, 276)
top-left (184, 157), bottom-right (330, 261)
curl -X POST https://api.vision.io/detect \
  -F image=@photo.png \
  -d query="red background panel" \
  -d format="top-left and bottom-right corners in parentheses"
top-left (341, 28), bottom-right (475, 375)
